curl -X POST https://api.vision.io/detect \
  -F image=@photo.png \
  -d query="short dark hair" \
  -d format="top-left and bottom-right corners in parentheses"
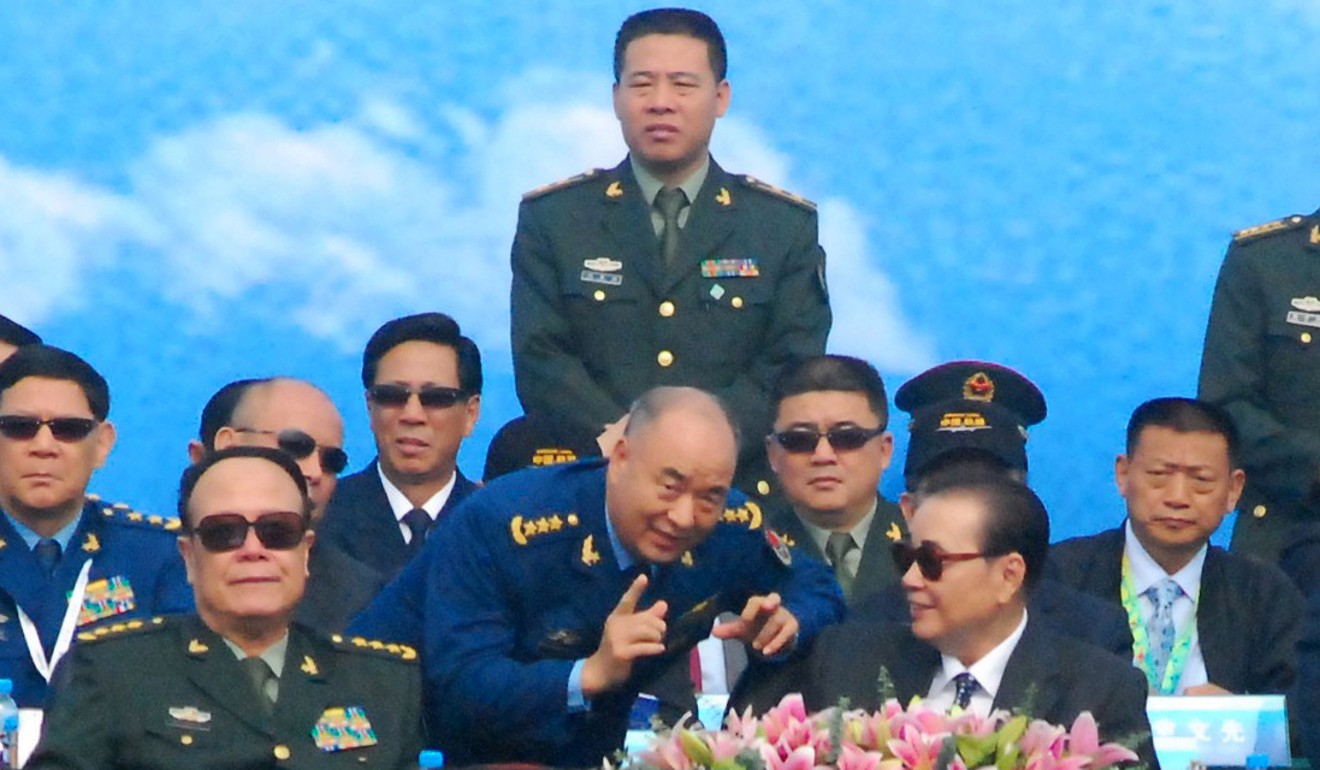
top-left (906, 451), bottom-right (1023, 496)
top-left (360, 312), bottom-right (483, 395)
top-left (197, 378), bottom-right (270, 451)
top-left (0, 315), bottom-right (41, 348)
top-left (919, 470), bottom-right (1050, 592)
top-left (613, 8), bottom-right (728, 82)
top-left (178, 446), bottom-right (312, 529)
top-left (772, 355), bottom-right (888, 428)
top-left (1126, 397), bottom-right (1239, 467)
top-left (0, 345), bottom-right (110, 420)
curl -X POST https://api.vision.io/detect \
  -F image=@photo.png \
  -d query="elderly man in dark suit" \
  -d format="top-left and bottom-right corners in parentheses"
top-left (803, 473), bottom-right (1155, 767)
top-left (29, 446), bottom-right (423, 770)
top-left (318, 312), bottom-right (481, 580)
top-left (1050, 397), bottom-right (1304, 696)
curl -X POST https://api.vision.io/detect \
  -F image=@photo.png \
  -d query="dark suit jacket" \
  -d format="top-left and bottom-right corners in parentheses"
top-left (1048, 526), bottom-right (1304, 694)
top-left (804, 617), bottom-right (1155, 768)
top-left (30, 616), bottom-right (423, 770)
top-left (1293, 590), bottom-right (1320, 768)
top-left (296, 541), bottom-right (387, 634)
top-left (317, 460), bottom-right (477, 579)
top-left (765, 493), bottom-right (908, 609)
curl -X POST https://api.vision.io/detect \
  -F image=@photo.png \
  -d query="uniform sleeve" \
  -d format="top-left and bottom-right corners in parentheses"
top-left (150, 545), bottom-right (196, 615)
top-left (25, 645), bottom-right (115, 770)
top-left (510, 198), bottom-right (628, 432)
top-left (712, 208), bottom-right (830, 444)
top-left (422, 498), bottom-right (580, 761)
top-left (1199, 242), bottom-right (1320, 503)
top-left (773, 540), bottom-right (847, 651)
top-left (347, 547), bottom-right (429, 647)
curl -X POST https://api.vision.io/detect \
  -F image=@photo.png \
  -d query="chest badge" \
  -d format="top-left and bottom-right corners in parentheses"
top-left (312, 707), bottom-right (378, 752)
top-left (1291, 296), bottom-right (1320, 312)
top-left (584, 257), bottom-right (622, 272)
top-left (701, 258), bottom-right (760, 278)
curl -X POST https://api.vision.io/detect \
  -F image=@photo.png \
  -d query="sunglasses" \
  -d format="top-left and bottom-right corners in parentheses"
top-left (367, 384), bottom-right (467, 410)
top-left (0, 415), bottom-right (99, 442)
top-left (770, 425), bottom-right (885, 454)
top-left (191, 511), bottom-right (308, 552)
top-left (891, 539), bottom-right (993, 581)
top-left (232, 428), bottom-right (349, 475)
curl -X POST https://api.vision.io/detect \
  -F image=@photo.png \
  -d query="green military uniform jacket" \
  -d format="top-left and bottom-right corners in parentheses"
top-left (510, 157), bottom-right (831, 494)
top-left (1199, 208), bottom-right (1320, 561)
top-left (29, 616), bottom-right (424, 770)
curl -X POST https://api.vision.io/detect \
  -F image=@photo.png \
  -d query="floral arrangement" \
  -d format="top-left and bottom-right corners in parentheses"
top-left (624, 694), bottom-right (1141, 770)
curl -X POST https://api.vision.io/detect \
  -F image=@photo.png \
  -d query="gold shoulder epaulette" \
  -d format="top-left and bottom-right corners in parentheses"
top-left (331, 634), bottom-right (419, 662)
top-left (719, 500), bottom-right (763, 530)
top-left (77, 616), bottom-right (167, 644)
top-left (95, 497), bottom-right (183, 533)
top-left (1233, 214), bottom-right (1308, 243)
top-left (737, 175), bottom-right (816, 211)
top-left (521, 169), bottom-right (603, 201)
top-left (509, 512), bottom-right (581, 546)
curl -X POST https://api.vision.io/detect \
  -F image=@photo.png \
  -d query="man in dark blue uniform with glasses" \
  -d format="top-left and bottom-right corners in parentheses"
top-left (0, 345), bottom-right (191, 706)
top-left (318, 313), bottom-right (482, 580)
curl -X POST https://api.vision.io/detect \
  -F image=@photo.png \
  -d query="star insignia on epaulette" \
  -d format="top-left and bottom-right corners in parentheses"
top-left (0, 538), bottom-right (6, 550)
top-left (82, 533), bottom-right (100, 553)
top-left (301, 655), bottom-right (319, 675)
top-left (581, 534), bottom-right (602, 566)
top-left (127, 512), bottom-right (143, 522)
top-left (1311, 225), bottom-right (1320, 246)
top-left (1232, 214), bottom-right (1306, 243)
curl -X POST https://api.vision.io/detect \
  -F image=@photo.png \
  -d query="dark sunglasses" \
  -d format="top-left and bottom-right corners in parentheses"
top-left (891, 539), bottom-right (993, 581)
top-left (192, 511), bottom-right (307, 553)
top-left (232, 428), bottom-right (349, 475)
top-left (770, 424), bottom-right (885, 454)
top-left (0, 415), bottom-right (99, 442)
top-left (368, 384), bottom-right (467, 410)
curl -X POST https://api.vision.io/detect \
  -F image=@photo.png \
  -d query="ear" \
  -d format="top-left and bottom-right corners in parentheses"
top-left (715, 79), bottom-right (731, 117)
top-left (898, 491), bottom-right (916, 521)
top-left (462, 395), bottom-right (481, 438)
top-left (612, 81), bottom-right (625, 120)
top-left (178, 535), bottom-right (197, 586)
top-left (301, 530), bottom-right (315, 578)
top-left (92, 420), bottom-right (117, 470)
top-left (187, 439), bottom-right (206, 464)
top-left (765, 434), bottom-right (782, 474)
top-left (212, 426), bottom-right (238, 451)
top-left (997, 552), bottom-right (1027, 603)
top-left (1227, 467), bottom-right (1246, 512)
top-left (876, 432), bottom-right (895, 472)
top-left (1114, 454), bottom-right (1131, 498)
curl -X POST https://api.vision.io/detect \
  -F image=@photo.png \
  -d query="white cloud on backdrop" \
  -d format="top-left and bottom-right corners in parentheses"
top-left (0, 68), bottom-right (934, 373)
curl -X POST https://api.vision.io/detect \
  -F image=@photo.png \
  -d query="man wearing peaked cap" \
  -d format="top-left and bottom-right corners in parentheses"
top-left (0, 345), bottom-right (192, 707)
top-left (510, 8), bottom-right (830, 501)
top-left (482, 412), bottom-right (605, 483)
top-left (29, 447), bottom-right (423, 770)
top-left (418, 387), bottom-right (844, 766)
top-left (894, 360), bottom-right (1047, 427)
top-left (902, 398), bottom-right (1031, 484)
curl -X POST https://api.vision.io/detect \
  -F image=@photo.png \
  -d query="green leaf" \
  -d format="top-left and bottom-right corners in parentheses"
top-left (957, 733), bottom-right (998, 767)
top-left (679, 729), bottom-right (714, 767)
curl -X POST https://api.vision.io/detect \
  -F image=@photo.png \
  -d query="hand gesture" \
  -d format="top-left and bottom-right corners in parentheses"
top-left (580, 574), bottom-right (668, 696)
top-left (712, 592), bottom-right (799, 657)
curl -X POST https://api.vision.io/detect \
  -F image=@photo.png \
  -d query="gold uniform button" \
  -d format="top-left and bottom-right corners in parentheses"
top-left (1303, 332), bottom-right (1313, 344)
top-left (659, 301), bottom-right (675, 317)
top-left (273, 745), bottom-right (291, 761)
top-left (1253, 504), bottom-right (1268, 519)
top-left (180, 735), bottom-right (193, 746)
top-left (657, 350), bottom-right (674, 367)
top-left (756, 480), bottom-right (771, 496)
top-left (731, 296), bottom-right (744, 309)
top-left (593, 290), bottom-right (606, 302)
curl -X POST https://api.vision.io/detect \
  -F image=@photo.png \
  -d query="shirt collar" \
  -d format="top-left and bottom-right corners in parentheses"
top-left (798, 498), bottom-right (879, 554)
top-left (603, 504), bottom-right (634, 571)
top-left (1123, 520), bottom-right (1207, 597)
top-left (931, 607), bottom-right (1029, 703)
top-left (4, 507), bottom-right (82, 551)
top-left (222, 631), bottom-right (289, 678)
top-left (630, 154), bottom-right (711, 208)
top-left (378, 461), bottom-right (456, 522)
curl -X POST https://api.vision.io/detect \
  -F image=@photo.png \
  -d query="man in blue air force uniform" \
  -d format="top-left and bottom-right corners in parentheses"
top-left (421, 387), bottom-right (845, 767)
top-left (0, 345), bottom-right (191, 706)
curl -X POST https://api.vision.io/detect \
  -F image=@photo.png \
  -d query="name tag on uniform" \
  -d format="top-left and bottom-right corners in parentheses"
top-left (312, 707), bottom-right (378, 752)
top-left (1286, 310), bottom-right (1320, 329)
top-left (581, 270), bottom-right (623, 286)
top-left (701, 258), bottom-right (759, 278)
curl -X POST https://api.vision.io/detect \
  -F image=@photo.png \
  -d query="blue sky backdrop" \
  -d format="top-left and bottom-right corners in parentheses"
top-left (4, 1), bottom-right (1320, 541)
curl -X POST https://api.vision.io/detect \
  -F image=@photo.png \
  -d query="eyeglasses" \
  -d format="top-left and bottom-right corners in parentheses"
top-left (770, 425), bottom-right (885, 454)
top-left (891, 539), bottom-right (993, 581)
top-left (367, 384), bottom-right (467, 410)
top-left (191, 511), bottom-right (308, 552)
top-left (0, 415), bottom-right (99, 442)
top-left (231, 428), bottom-right (349, 475)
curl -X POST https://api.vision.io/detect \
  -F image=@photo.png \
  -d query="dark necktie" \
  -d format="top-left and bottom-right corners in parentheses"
top-left (824, 532), bottom-right (858, 597)
top-left (403, 508), bottom-right (431, 556)
top-left (654, 186), bottom-right (687, 268)
top-left (952, 671), bottom-right (979, 710)
top-left (34, 538), bottom-right (61, 577)
top-left (241, 656), bottom-right (277, 716)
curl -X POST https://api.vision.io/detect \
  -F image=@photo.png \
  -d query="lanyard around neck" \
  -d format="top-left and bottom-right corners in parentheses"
top-left (17, 559), bottom-right (94, 682)
top-left (1120, 552), bottom-right (1197, 695)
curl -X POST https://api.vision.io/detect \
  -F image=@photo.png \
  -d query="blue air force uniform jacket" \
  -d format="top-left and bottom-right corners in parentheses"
top-left (422, 459), bottom-right (845, 767)
top-left (0, 497), bottom-right (193, 706)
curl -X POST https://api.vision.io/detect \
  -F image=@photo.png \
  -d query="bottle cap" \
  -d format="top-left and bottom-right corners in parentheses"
top-left (418, 749), bottom-right (445, 768)
top-left (0, 679), bottom-right (11, 696)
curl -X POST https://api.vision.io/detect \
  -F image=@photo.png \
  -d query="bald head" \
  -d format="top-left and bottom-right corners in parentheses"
top-left (624, 386), bottom-right (740, 449)
top-left (213, 378), bottom-right (345, 522)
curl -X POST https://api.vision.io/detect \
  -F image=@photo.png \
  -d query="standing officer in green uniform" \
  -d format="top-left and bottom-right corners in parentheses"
top-left (1198, 208), bottom-right (1320, 563)
top-left (510, 7), bottom-right (831, 498)
top-left (29, 447), bottom-right (424, 770)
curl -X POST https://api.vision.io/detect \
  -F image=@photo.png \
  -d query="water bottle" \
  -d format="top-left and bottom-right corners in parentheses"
top-left (418, 749), bottom-right (445, 769)
top-left (0, 679), bottom-right (17, 769)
